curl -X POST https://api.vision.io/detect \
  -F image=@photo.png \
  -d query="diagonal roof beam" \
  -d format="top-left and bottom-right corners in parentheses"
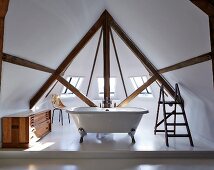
top-left (110, 28), bottom-right (128, 98)
top-left (0, 0), bottom-right (10, 91)
top-left (45, 80), bottom-right (58, 98)
top-left (86, 29), bottom-right (102, 97)
top-left (108, 12), bottom-right (176, 99)
top-left (29, 11), bottom-right (105, 109)
top-left (57, 76), bottom-right (96, 107)
top-left (117, 76), bottom-right (157, 107)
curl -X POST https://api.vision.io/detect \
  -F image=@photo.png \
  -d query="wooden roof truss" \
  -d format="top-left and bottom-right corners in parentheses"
top-left (0, 1), bottom-right (213, 108)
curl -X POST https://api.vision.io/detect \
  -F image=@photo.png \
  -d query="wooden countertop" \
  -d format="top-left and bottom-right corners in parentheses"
top-left (3, 109), bottom-right (51, 118)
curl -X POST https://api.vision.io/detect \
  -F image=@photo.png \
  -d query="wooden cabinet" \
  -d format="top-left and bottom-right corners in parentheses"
top-left (1, 109), bottom-right (51, 148)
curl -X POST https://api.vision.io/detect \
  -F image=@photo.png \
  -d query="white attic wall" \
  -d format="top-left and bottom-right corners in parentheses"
top-left (0, 0), bottom-right (213, 146)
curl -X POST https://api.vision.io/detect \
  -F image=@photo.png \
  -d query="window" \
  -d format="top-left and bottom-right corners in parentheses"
top-left (130, 76), bottom-right (153, 97)
top-left (98, 78), bottom-right (116, 97)
top-left (61, 76), bottom-right (83, 97)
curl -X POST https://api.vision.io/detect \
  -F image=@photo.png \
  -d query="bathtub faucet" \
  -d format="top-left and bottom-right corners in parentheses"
top-left (103, 97), bottom-right (112, 108)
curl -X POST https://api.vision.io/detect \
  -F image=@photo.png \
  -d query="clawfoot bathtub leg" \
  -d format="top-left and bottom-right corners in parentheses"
top-left (78, 128), bottom-right (87, 143)
top-left (128, 128), bottom-right (136, 144)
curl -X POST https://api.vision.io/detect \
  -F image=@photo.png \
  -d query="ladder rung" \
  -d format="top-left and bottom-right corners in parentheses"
top-left (159, 101), bottom-right (182, 105)
top-left (155, 130), bottom-right (175, 133)
top-left (165, 112), bottom-right (184, 115)
top-left (166, 123), bottom-right (186, 126)
top-left (168, 134), bottom-right (189, 137)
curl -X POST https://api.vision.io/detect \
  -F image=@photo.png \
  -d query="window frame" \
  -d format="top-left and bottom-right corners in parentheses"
top-left (97, 77), bottom-right (116, 97)
top-left (61, 76), bottom-right (83, 97)
top-left (130, 76), bottom-right (153, 97)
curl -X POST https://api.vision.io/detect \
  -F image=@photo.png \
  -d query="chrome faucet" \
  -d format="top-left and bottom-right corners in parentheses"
top-left (103, 97), bottom-right (112, 108)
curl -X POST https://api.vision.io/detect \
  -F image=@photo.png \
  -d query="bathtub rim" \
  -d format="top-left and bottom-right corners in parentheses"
top-left (66, 107), bottom-right (149, 114)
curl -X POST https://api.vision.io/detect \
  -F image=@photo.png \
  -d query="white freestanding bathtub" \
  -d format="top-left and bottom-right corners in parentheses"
top-left (66, 107), bottom-right (148, 143)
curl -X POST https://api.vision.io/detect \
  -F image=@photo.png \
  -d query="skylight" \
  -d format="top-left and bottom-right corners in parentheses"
top-left (130, 76), bottom-right (153, 97)
top-left (61, 76), bottom-right (83, 97)
top-left (98, 78), bottom-right (116, 97)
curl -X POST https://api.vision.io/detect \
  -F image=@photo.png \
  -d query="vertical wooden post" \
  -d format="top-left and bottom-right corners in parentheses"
top-left (103, 10), bottom-right (110, 107)
top-left (209, 16), bottom-right (214, 87)
top-left (0, 0), bottom-right (9, 91)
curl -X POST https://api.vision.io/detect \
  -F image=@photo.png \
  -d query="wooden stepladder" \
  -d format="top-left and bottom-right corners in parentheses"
top-left (154, 83), bottom-right (194, 147)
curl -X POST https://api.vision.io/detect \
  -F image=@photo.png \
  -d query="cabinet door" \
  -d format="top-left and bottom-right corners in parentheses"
top-left (2, 118), bottom-right (12, 143)
top-left (19, 118), bottom-right (29, 143)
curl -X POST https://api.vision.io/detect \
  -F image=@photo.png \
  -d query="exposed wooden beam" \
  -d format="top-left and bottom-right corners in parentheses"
top-left (109, 14), bottom-right (176, 98)
top-left (45, 80), bottom-right (58, 98)
top-left (0, 0), bottom-right (9, 17)
top-left (0, 18), bottom-right (4, 90)
top-left (57, 76), bottom-right (97, 107)
top-left (3, 53), bottom-right (55, 73)
top-left (55, 12), bottom-right (105, 75)
top-left (30, 74), bottom-right (57, 108)
top-left (158, 53), bottom-right (212, 74)
top-left (30, 11), bottom-right (105, 109)
top-left (86, 29), bottom-right (102, 96)
top-left (0, 0), bottom-right (9, 91)
top-left (210, 16), bottom-right (214, 87)
top-left (103, 10), bottom-right (110, 108)
top-left (117, 76), bottom-right (157, 107)
top-left (190, 0), bottom-right (214, 16)
top-left (110, 28), bottom-right (128, 97)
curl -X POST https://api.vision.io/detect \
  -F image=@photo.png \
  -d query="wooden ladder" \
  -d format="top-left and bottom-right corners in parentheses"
top-left (154, 83), bottom-right (194, 147)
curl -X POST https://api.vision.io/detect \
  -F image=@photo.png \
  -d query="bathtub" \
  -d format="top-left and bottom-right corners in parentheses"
top-left (66, 107), bottom-right (148, 143)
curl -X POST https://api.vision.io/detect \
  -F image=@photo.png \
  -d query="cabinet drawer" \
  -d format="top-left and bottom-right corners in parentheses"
top-left (30, 112), bottom-right (50, 126)
top-left (31, 120), bottom-right (50, 139)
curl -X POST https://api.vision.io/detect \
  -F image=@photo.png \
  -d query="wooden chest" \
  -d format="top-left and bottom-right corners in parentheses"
top-left (1, 109), bottom-right (51, 148)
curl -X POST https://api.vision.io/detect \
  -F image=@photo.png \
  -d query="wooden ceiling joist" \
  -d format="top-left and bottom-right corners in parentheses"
top-left (29, 11), bottom-right (105, 109)
top-left (118, 76), bottom-right (157, 107)
top-left (3, 53), bottom-right (55, 73)
top-left (30, 8), bottom-right (213, 109)
top-left (0, 0), bottom-right (9, 91)
top-left (57, 76), bottom-right (96, 107)
top-left (158, 53), bottom-right (212, 74)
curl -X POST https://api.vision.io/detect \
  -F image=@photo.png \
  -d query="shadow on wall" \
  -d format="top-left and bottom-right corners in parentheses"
top-left (179, 83), bottom-right (214, 146)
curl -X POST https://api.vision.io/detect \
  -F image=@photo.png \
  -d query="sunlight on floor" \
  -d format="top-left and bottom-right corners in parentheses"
top-left (25, 142), bottom-right (55, 151)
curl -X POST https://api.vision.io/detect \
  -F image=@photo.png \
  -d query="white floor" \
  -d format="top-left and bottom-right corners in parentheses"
top-left (0, 158), bottom-right (214, 170)
top-left (22, 112), bottom-right (214, 152)
top-left (1, 112), bottom-right (214, 170)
